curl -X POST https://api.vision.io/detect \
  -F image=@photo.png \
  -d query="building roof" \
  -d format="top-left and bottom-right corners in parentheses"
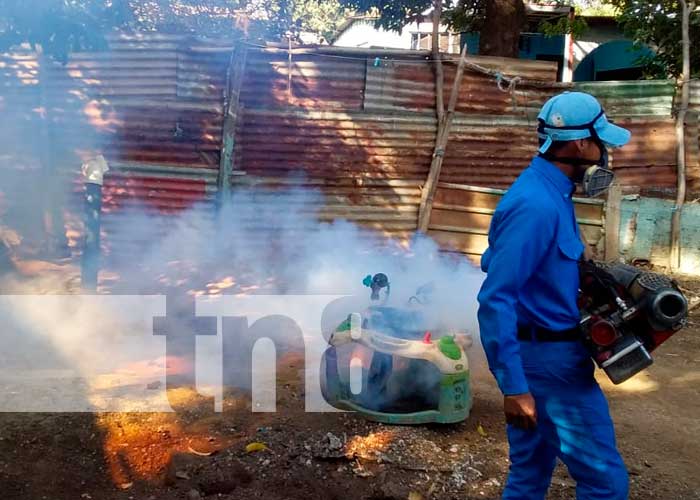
top-left (525, 3), bottom-right (574, 21)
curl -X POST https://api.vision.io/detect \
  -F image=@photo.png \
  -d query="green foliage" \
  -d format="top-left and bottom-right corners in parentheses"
top-left (609, 0), bottom-right (699, 77)
top-left (538, 16), bottom-right (589, 39)
top-left (337, 0), bottom-right (434, 32)
top-left (293, 0), bottom-right (348, 41)
top-left (336, 0), bottom-right (591, 40)
top-left (574, 0), bottom-right (619, 16)
top-left (0, 0), bottom-right (120, 61)
top-left (444, 0), bottom-right (487, 33)
top-left (336, 0), bottom-right (491, 34)
top-left (0, 0), bottom-right (348, 60)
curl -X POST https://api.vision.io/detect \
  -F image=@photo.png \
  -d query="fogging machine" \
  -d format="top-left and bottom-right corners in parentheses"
top-left (579, 261), bottom-right (688, 384)
top-left (321, 273), bottom-right (472, 425)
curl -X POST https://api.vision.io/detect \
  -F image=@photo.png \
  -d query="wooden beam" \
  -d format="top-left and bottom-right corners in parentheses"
top-left (604, 183), bottom-right (622, 261)
top-left (417, 45), bottom-right (469, 232)
top-left (218, 41), bottom-right (248, 203)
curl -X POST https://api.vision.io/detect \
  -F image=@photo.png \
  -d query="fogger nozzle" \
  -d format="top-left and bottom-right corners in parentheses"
top-left (364, 273), bottom-right (390, 301)
top-left (649, 289), bottom-right (687, 329)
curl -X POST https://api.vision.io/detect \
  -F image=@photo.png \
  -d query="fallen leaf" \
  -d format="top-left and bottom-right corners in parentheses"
top-left (477, 424), bottom-right (488, 437)
top-left (245, 442), bottom-right (268, 453)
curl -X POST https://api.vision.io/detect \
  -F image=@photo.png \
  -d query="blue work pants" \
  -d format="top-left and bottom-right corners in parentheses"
top-left (503, 341), bottom-right (629, 500)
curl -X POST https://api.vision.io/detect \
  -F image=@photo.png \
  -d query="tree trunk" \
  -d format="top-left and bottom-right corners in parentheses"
top-left (670, 0), bottom-right (692, 270)
top-left (479, 0), bottom-right (526, 58)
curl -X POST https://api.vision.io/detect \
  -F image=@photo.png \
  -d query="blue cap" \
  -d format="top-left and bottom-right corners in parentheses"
top-left (537, 91), bottom-right (631, 154)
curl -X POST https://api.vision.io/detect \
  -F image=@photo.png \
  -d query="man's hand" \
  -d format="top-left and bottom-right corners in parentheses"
top-left (504, 393), bottom-right (537, 430)
top-left (0, 226), bottom-right (21, 247)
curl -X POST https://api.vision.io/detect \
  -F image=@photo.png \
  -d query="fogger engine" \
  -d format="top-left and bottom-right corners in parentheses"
top-left (579, 261), bottom-right (689, 384)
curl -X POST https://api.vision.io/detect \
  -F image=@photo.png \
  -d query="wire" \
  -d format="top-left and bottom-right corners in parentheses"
top-left (243, 40), bottom-right (439, 63)
top-left (241, 40), bottom-right (569, 93)
top-left (239, 40), bottom-right (571, 117)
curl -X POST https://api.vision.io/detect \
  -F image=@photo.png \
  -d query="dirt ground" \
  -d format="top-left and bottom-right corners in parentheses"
top-left (0, 274), bottom-right (698, 500)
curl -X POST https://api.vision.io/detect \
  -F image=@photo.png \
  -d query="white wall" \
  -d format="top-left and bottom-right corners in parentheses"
top-left (333, 19), bottom-right (456, 51)
top-left (333, 20), bottom-right (412, 49)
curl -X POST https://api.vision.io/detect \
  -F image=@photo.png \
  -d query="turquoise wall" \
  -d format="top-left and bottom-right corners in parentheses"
top-left (573, 40), bottom-right (653, 81)
top-left (619, 197), bottom-right (700, 274)
top-left (461, 32), bottom-right (564, 60)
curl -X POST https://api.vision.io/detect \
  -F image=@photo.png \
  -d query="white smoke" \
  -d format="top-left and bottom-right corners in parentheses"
top-left (109, 185), bottom-right (484, 322)
top-left (0, 182), bottom-right (488, 412)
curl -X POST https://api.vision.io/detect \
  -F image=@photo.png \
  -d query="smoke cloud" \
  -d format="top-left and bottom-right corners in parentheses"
top-left (0, 183), bottom-right (488, 412)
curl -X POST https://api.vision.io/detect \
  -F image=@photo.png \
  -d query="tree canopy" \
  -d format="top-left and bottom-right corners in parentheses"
top-left (0, 0), bottom-right (697, 77)
top-left (0, 0), bottom-right (348, 60)
top-left (338, 0), bottom-right (698, 76)
top-left (610, 0), bottom-right (699, 77)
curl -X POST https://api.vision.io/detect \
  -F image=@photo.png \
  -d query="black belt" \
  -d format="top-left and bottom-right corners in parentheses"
top-left (517, 324), bottom-right (580, 342)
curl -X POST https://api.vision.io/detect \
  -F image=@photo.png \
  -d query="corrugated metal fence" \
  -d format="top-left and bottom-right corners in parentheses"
top-left (0, 34), bottom-right (228, 256)
top-left (230, 46), bottom-right (562, 241)
top-left (1, 36), bottom-right (698, 264)
top-left (229, 47), bottom-right (697, 255)
top-left (575, 80), bottom-right (700, 194)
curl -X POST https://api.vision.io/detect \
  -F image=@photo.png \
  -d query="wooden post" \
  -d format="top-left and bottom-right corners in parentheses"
top-left (670, 0), bottom-right (692, 270)
top-left (604, 183), bottom-right (622, 261)
top-left (36, 55), bottom-right (72, 258)
top-left (287, 33), bottom-right (293, 104)
top-left (81, 182), bottom-right (102, 290)
top-left (432, 0), bottom-right (444, 121)
top-left (417, 45), bottom-right (469, 233)
top-left (218, 42), bottom-right (248, 205)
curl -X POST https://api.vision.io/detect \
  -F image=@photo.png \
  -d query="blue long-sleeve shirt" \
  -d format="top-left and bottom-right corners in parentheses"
top-left (477, 156), bottom-right (585, 396)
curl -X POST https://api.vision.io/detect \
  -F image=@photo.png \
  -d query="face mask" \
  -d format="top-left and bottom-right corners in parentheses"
top-left (539, 114), bottom-right (616, 197)
top-left (582, 164), bottom-right (614, 197)
top-left (581, 139), bottom-right (615, 197)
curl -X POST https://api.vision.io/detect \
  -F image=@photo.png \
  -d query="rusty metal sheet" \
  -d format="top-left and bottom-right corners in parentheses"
top-left (177, 49), bottom-right (228, 100)
top-left (438, 121), bottom-right (538, 188)
top-left (240, 51), bottom-right (366, 110)
top-left (236, 108), bottom-right (435, 184)
top-left (95, 162), bottom-right (219, 261)
top-left (1, 36), bottom-right (227, 260)
top-left (610, 118), bottom-right (678, 190)
top-left (689, 80), bottom-right (700, 112)
top-left (230, 176), bottom-right (421, 233)
top-left (576, 80), bottom-right (676, 117)
top-left (364, 60), bottom-right (559, 114)
top-left (300, 46), bottom-right (559, 81)
top-left (4, 37), bottom-right (696, 263)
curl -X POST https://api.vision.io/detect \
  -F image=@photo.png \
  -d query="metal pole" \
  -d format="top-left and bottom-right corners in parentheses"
top-left (80, 156), bottom-right (108, 290)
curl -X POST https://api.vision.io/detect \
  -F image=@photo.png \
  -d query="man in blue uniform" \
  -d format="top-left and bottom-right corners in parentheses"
top-left (478, 92), bottom-right (631, 499)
